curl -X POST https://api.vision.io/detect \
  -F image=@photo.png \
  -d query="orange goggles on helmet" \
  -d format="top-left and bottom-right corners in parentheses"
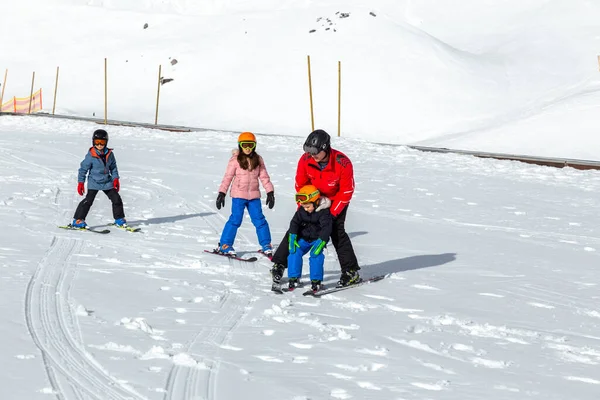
top-left (94, 139), bottom-right (107, 145)
top-left (239, 141), bottom-right (256, 150)
top-left (295, 190), bottom-right (320, 204)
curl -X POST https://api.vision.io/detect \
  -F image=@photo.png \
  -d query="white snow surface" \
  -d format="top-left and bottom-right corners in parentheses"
top-left (1, 115), bottom-right (600, 399)
top-left (2, 0), bottom-right (600, 399)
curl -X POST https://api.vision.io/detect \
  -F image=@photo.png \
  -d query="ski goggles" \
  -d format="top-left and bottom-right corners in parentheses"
top-left (93, 139), bottom-right (107, 145)
top-left (303, 144), bottom-right (321, 155)
top-left (239, 141), bottom-right (256, 150)
top-left (295, 189), bottom-right (320, 204)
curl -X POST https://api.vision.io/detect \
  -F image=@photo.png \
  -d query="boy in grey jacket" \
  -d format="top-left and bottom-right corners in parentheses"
top-left (70, 129), bottom-right (127, 229)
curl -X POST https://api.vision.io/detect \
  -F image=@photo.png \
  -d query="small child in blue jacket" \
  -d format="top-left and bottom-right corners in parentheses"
top-left (70, 129), bottom-right (127, 228)
top-left (287, 185), bottom-right (332, 292)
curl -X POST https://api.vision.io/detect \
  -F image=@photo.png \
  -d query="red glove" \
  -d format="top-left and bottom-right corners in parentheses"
top-left (77, 182), bottom-right (85, 196)
top-left (113, 178), bottom-right (120, 192)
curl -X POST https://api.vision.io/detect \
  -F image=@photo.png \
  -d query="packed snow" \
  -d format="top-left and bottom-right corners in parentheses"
top-left (1, 0), bottom-right (600, 399)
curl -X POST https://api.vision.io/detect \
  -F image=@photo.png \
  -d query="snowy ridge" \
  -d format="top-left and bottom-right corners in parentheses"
top-left (3, 1), bottom-right (600, 158)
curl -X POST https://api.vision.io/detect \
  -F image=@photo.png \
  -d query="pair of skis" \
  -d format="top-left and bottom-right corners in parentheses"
top-left (205, 249), bottom-right (386, 297)
top-left (58, 224), bottom-right (141, 234)
top-left (272, 275), bottom-right (386, 297)
top-left (203, 248), bottom-right (273, 263)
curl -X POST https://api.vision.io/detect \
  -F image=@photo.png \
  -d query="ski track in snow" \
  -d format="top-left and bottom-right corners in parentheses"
top-left (163, 289), bottom-right (249, 400)
top-left (155, 178), bottom-right (257, 400)
top-left (25, 236), bottom-right (147, 400)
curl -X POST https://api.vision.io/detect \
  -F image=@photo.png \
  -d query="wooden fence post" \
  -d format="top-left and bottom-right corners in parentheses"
top-left (0, 69), bottom-right (7, 109)
top-left (307, 55), bottom-right (315, 131)
top-left (337, 61), bottom-right (341, 137)
top-left (52, 66), bottom-right (60, 115)
top-left (104, 58), bottom-right (108, 124)
top-left (28, 71), bottom-right (36, 114)
top-left (155, 65), bottom-right (162, 125)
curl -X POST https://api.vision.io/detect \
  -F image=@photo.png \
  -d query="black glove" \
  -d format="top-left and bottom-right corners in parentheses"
top-left (216, 192), bottom-right (226, 210)
top-left (266, 191), bottom-right (275, 209)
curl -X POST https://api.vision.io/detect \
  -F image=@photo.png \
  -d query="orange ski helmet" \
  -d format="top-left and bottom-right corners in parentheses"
top-left (238, 132), bottom-right (256, 143)
top-left (295, 185), bottom-right (320, 204)
top-left (238, 132), bottom-right (256, 151)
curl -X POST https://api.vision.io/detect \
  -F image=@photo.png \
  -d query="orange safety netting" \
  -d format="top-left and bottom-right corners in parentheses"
top-left (1, 89), bottom-right (43, 113)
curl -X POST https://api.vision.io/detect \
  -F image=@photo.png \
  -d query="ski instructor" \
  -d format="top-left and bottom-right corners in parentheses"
top-left (270, 129), bottom-right (361, 287)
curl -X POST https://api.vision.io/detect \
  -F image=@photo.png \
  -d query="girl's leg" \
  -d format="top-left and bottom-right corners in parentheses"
top-left (104, 189), bottom-right (125, 220)
top-left (219, 198), bottom-right (246, 246)
top-left (247, 198), bottom-right (271, 248)
top-left (308, 241), bottom-right (325, 282)
top-left (73, 190), bottom-right (99, 220)
top-left (287, 239), bottom-right (312, 279)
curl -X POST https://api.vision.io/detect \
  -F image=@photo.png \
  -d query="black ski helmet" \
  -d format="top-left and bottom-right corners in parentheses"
top-left (92, 129), bottom-right (108, 145)
top-left (303, 129), bottom-right (330, 155)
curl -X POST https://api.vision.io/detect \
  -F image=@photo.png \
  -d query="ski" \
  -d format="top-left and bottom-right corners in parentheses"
top-left (303, 275), bottom-right (386, 297)
top-left (58, 225), bottom-right (110, 234)
top-left (108, 223), bottom-right (141, 232)
top-left (203, 249), bottom-right (257, 262)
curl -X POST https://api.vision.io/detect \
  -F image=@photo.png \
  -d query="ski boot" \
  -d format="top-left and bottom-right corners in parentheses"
top-left (288, 277), bottom-right (301, 291)
top-left (217, 244), bottom-right (237, 256)
top-left (337, 269), bottom-right (360, 288)
top-left (261, 243), bottom-right (274, 258)
top-left (71, 219), bottom-right (87, 229)
top-left (310, 280), bottom-right (323, 293)
top-left (114, 218), bottom-right (127, 227)
top-left (270, 263), bottom-right (285, 284)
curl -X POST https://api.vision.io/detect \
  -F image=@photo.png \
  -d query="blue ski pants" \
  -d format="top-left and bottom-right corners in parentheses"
top-left (287, 238), bottom-right (325, 281)
top-left (220, 198), bottom-right (271, 248)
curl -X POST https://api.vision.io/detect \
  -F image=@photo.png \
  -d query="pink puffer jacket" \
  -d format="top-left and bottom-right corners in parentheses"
top-left (219, 151), bottom-right (274, 200)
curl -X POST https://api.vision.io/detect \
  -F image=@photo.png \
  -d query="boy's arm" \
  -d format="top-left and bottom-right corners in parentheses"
top-left (77, 153), bottom-right (92, 182)
top-left (318, 209), bottom-right (333, 242)
top-left (288, 211), bottom-right (301, 235)
top-left (109, 152), bottom-right (120, 179)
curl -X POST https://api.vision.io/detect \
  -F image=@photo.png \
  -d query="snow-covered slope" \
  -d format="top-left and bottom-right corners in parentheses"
top-left (1, 116), bottom-right (600, 399)
top-left (2, 0), bottom-right (600, 158)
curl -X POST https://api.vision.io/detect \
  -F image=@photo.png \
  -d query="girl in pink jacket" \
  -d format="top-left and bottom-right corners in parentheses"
top-left (215, 132), bottom-right (275, 257)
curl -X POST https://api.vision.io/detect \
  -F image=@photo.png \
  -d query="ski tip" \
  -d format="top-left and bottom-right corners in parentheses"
top-left (204, 249), bottom-right (257, 262)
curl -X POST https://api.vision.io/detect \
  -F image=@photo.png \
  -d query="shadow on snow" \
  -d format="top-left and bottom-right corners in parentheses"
top-left (348, 231), bottom-right (368, 239)
top-left (323, 252), bottom-right (457, 284)
top-left (130, 212), bottom-right (213, 226)
top-left (90, 212), bottom-right (213, 228)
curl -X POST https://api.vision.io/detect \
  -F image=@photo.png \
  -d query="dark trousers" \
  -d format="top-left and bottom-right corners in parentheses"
top-left (272, 206), bottom-right (360, 273)
top-left (73, 189), bottom-right (125, 221)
